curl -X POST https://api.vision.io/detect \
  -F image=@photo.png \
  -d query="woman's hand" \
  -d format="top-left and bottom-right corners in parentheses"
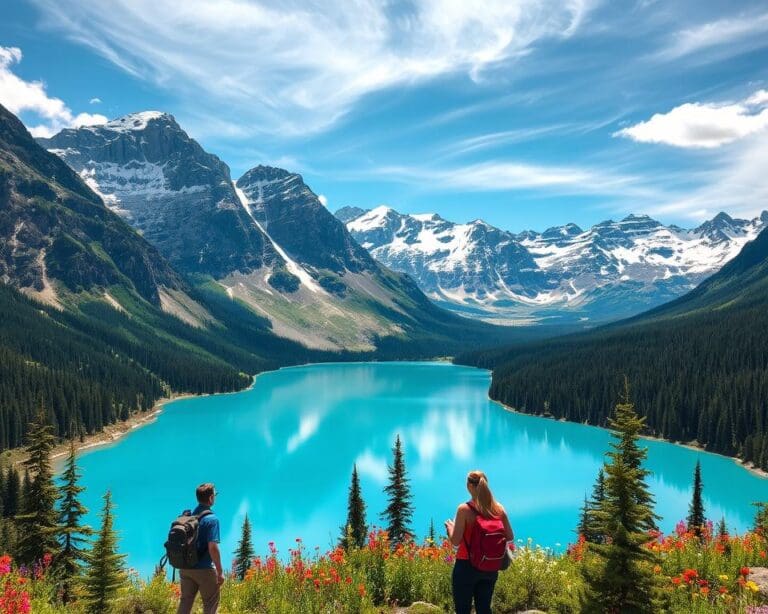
top-left (444, 518), bottom-right (454, 538)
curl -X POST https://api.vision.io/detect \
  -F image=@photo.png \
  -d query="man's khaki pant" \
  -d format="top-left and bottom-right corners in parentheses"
top-left (177, 568), bottom-right (220, 614)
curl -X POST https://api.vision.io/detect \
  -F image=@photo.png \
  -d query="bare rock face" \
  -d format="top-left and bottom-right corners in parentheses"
top-left (237, 165), bottom-right (375, 274)
top-left (38, 112), bottom-right (279, 277)
top-left (0, 103), bottom-right (183, 305)
top-left (748, 567), bottom-right (768, 599)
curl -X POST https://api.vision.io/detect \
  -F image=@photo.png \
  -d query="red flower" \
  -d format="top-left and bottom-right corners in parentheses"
top-left (740, 567), bottom-right (750, 577)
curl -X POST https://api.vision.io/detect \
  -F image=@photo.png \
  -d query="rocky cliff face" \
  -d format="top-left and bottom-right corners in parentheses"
top-left (39, 113), bottom-right (502, 351)
top-left (38, 112), bottom-right (279, 277)
top-left (0, 103), bottom-right (185, 307)
top-left (237, 166), bottom-right (374, 274)
top-left (341, 207), bottom-right (768, 323)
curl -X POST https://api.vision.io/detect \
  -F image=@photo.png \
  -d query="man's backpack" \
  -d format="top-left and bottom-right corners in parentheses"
top-left (464, 501), bottom-right (511, 572)
top-left (164, 510), bottom-right (212, 569)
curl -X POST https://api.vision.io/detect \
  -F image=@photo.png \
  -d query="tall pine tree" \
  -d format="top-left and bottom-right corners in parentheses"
top-left (381, 435), bottom-right (413, 547)
top-left (686, 460), bottom-right (706, 537)
top-left (56, 442), bottom-right (94, 603)
top-left (340, 464), bottom-right (367, 550)
top-left (581, 384), bottom-right (663, 613)
top-left (233, 514), bottom-right (255, 580)
top-left (581, 468), bottom-right (607, 543)
top-left (16, 410), bottom-right (59, 564)
top-left (82, 491), bottom-right (126, 614)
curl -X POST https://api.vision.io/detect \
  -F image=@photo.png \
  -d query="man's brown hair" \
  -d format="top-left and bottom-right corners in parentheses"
top-left (196, 483), bottom-right (215, 504)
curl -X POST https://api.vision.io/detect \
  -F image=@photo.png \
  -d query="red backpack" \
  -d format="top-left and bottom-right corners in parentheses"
top-left (464, 501), bottom-right (509, 572)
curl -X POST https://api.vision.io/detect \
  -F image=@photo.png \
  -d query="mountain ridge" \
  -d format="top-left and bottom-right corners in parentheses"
top-left (339, 205), bottom-right (767, 324)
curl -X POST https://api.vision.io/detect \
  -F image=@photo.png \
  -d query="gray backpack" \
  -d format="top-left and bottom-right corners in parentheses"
top-left (164, 509), bottom-right (212, 569)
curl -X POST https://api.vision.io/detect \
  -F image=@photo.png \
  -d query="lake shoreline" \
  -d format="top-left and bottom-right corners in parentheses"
top-left (492, 398), bottom-right (768, 481)
top-left (4, 375), bottom-right (259, 470)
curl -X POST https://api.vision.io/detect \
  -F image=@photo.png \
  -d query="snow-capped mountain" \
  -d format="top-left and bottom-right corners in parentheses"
top-left (39, 113), bottom-right (503, 351)
top-left (340, 206), bottom-right (768, 323)
top-left (37, 112), bottom-right (278, 278)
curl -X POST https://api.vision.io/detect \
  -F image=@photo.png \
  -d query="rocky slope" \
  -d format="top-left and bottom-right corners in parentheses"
top-left (38, 112), bottom-right (278, 278)
top-left (341, 206), bottom-right (768, 324)
top-left (40, 113), bottom-right (509, 352)
top-left (0, 103), bottom-right (195, 314)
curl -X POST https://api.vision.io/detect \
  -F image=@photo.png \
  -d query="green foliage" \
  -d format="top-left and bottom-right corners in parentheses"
top-left (16, 409), bottom-right (60, 565)
top-left (56, 442), bottom-right (94, 603)
top-left (581, 388), bottom-right (664, 614)
top-left (381, 435), bottom-right (414, 547)
top-left (82, 491), bottom-right (127, 614)
top-left (687, 460), bottom-right (706, 537)
top-left (341, 464), bottom-right (368, 550)
top-left (234, 514), bottom-right (256, 581)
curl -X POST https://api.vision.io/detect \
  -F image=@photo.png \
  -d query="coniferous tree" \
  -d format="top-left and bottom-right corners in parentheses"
top-left (582, 468), bottom-right (607, 543)
top-left (381, 435), bottom-right (413, 547)
top-left (56, 442), bottom-right (94, 603)
top-left (233, 514), bottom-right (255, 581)
top-left (16, 410), bottom-right (59, 564)
top-left (427, 518), bottom-right (436, 545)
top-left (582, 385), bottom-right (663, 613)
top-left (716, 517), bottom-right (728, 540)
top-left (686, 460), bottom-right (706, 537)
top-left (340, 464), bottom-right (367, 550)
top-left (82, 491), bottom-right (126, 614)
top-left (3, 466), bottom-right (20, 518)
top-left (578, 495), bottom-right (590, 539)
top-left (754, 502), bottom-right (768, 538)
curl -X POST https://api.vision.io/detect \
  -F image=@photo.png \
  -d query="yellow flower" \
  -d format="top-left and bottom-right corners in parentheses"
top-left (718, 574), bottom-right (729, 581)
top-left (745, 580), bottom-right (760, 593)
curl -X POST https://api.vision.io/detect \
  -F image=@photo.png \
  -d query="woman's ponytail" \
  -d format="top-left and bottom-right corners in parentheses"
top-left (468, 470), bottom-right (502, 517)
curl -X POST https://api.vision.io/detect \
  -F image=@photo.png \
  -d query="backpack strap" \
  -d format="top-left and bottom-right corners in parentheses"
top-left (196, 509), bottom-right (213, 520)
top-left (463, 500), bottom-right (479, 555)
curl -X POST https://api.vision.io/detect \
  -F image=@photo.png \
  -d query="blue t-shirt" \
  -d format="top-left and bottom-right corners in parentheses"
top-left (191, 504), bottom-right (220, 569)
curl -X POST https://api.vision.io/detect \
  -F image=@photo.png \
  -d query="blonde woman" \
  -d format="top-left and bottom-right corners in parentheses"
top-left (445, 470), bottom-right (514, 614)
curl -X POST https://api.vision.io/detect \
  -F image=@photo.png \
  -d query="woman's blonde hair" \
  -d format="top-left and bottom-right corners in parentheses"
top-left (467, 470), bottom-right (502, 518)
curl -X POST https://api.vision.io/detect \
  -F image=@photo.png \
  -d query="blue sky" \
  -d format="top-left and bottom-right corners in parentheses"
top-left (2, 0), bottom-right (768, 233)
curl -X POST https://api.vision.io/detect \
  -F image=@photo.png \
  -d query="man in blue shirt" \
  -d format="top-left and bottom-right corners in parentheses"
top-left (178, 483), bottom-right (224, 614)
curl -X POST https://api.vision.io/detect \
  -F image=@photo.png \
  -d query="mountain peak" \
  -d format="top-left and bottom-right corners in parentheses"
top-left (100, 111), bottom-right (176, 132)
top-left (239, 165), bottom-right (299, 185)
top-left (712, 211), bottom-right (735, 225)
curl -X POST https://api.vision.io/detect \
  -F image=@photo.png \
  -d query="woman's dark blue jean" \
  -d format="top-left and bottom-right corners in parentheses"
top-left (452, 559), bottom-right (498, 614)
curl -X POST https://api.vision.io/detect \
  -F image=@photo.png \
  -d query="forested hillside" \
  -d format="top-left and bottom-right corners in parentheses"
top-left (458, 226), bottom-right (768, 469)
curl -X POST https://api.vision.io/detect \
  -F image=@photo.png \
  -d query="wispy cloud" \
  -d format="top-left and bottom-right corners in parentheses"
top-left (654, 10), bottom-right (768, 62)
top-left (362, 159), bottom-right (660, 201)
top-left (89, 97), bottom-right (102, 104)
top-left (0, 46), bottom-right (107, 137)
top-left (614, 90), bottom-right (768, 148)
top-left (28, 0), bottom-right (592, 136)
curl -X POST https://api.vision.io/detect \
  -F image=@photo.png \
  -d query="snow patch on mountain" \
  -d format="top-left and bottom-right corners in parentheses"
top-left (342, 206), bottom-right (768, 323)
top-left (233, 183), bottom-right (324, 294)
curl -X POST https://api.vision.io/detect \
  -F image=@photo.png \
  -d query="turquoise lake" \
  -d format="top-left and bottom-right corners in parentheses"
top-left (75, 362), bottom-right (768, 576)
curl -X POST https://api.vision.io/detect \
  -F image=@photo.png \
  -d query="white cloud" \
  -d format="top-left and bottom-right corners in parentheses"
top-left (367, 159), bottom-right (655, 200)
top-left (0, 46), bottom-right (108, 137)
top-left (89, 97), bottom-right (102, 104)
top-left (614, 92), bottom-right (768, 149)
top-left (317, 194), bottom-right (328, 207)
top-left (655, 11), bottom-right (768, 62)
top-left (28, 0), bottom-right (592, 135)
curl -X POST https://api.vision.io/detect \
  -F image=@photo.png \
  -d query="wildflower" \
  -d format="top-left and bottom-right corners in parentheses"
top-left (653, 565), bottom-right (662, 574)
top-left (746, 581), bottom-right (760, 593)
top-left (357, 583), bottom-right (366, 597)
top-left (740, 566), bottom-right (750, 577)
top-left (718, 574), bottom-right (729, 582)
